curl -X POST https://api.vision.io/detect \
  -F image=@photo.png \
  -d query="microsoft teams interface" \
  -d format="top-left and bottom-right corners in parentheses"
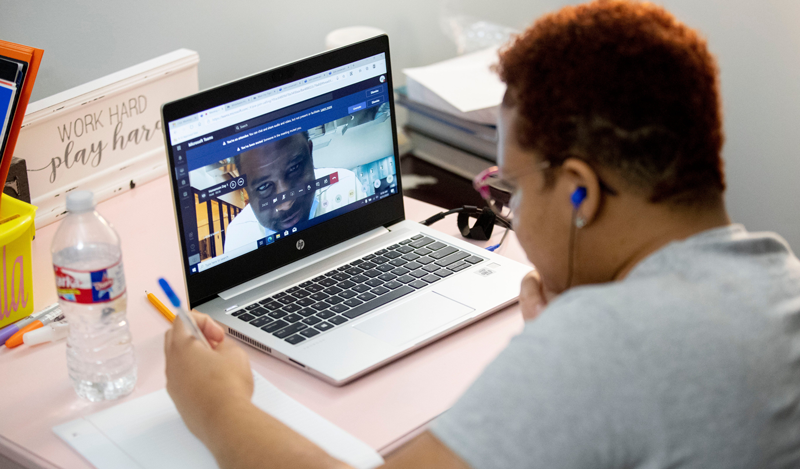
top-left (168, 54), bottom-right (398, 275)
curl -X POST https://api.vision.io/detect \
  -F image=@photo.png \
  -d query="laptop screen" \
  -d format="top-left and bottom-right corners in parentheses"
top-left (167, 53), bottom-right (398, 276)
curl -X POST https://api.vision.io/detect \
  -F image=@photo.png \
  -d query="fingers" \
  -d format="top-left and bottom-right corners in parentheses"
top-left (520, 270), bottom-right (548, 322)
top-left (167, 312), bottom-right (232, 357)
top-left (164, 314), bottom-right (184, 349)
top-left (167, 315), bottom-right (213, 364)
top-left (164, 327), bottom-right (172, 356)
top-left (214, 333), bottom-right (243, 356)
top-left (213, 339), bottom-right (255, 396)
top-left (521, 270), bottom-right (545, 302)
top-left (192, 311), bottom-right (225, 344)
top-left (169, 312), bottom-right (225, 352)
top-left (169, 315), bottom-right (200, 351)
top-left (216, 337), bottom-right (251, 368)
top-left (172, 312), bottom-right (188, 336)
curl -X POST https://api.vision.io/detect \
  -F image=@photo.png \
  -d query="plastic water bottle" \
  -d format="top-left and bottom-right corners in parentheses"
top-left (52, 191), bottom-right (136, 402)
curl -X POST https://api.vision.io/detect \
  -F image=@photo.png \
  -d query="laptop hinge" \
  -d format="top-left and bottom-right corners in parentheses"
top-left (218, 226), bottom-right (390, 301)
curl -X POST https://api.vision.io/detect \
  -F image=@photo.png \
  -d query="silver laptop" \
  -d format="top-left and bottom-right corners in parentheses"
top-left (161, 36), bottom-right (530, 385)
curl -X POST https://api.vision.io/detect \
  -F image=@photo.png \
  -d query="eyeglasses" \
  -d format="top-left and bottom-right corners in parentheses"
top-left (473, 161), bottom-right (618, 220)
top-left (473, 161), bottom-right (551, 220)
top-left (473, 166), bottom-right (516, 221)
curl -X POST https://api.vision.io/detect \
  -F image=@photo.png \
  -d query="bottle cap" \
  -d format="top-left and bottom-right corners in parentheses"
top-left (66, 191), bottom-right (95, 213)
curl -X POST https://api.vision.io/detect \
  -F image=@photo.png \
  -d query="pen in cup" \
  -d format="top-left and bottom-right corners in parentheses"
top-left (158, 278), bottom-right (210, 348)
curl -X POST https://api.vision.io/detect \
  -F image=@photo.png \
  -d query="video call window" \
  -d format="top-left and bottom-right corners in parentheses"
top-left (188, 103), bottom-right (396, 265)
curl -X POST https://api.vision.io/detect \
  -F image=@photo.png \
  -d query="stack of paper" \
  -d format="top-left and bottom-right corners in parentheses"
top-left (400, 47), bottom-right (504, 176)
top-left (396, 89), bottom-right (497, 162)
top-left (402, 47), bottom-right (505, 126)
top-left (53, 371), bottom-right (384, 469)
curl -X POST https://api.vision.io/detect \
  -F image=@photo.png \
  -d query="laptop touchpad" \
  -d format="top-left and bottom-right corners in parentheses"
top-left (355, 292), bottom-right (474, 347)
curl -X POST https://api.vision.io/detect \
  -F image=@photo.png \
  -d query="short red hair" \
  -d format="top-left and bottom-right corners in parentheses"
top-left (497, 0), bottom-right (725, 205)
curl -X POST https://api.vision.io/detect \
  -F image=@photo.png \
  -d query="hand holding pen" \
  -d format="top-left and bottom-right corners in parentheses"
top-left (159, 278), bottom-right (211, 349)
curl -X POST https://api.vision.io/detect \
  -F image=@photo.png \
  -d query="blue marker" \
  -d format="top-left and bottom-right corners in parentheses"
top-left (159, 278), bottom-right (210, 348)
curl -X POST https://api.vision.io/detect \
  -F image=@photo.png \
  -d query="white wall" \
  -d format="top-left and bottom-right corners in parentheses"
top-left (2, 0), bottom-right (798, 248)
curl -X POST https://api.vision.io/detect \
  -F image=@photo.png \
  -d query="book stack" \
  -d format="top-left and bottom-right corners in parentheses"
top-left (399, 47), bottom-right (504, 181)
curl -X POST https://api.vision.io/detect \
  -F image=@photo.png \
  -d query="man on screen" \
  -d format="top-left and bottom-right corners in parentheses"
top-left (223, 131), bottom-right (367, 253)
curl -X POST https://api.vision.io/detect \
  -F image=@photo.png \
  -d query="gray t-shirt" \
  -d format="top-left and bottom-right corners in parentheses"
top-left (432, 225), bottom-right (800, 468)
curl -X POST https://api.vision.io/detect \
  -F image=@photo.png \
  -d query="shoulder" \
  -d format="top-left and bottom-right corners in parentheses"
top-left (500, 224), bottom-right (800, 373)
top-left (431, 288), bottom-right (635, 468)
top-left (433, 226), bottom-right (800, 468)
top-left (628, 224), bottom-right (799, 282)
top-left (529, 224), bottom-right (800, 419)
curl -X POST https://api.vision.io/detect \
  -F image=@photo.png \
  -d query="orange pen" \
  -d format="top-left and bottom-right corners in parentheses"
top-left (0, 303), bottom-right (58, 346)
top-left (146, 290), bottom-right (176, 323)
top-left (5, 308), bottom-right (64, 348)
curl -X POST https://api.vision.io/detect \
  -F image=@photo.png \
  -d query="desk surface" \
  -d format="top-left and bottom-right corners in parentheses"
top-left (0, 176), bottom-right (528, 469)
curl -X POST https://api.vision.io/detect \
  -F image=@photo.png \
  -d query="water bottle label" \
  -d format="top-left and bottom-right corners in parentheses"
top-left (54, 262), bottom-right (126, 304)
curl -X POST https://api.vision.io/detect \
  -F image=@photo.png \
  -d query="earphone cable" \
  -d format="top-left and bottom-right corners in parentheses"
top-left (486, 227), bottom-right (510, 252)
top-left (566, 208), bottom-right (578, 288)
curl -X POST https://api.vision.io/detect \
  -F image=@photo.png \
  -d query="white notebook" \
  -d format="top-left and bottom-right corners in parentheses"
top-left (53, 372), bottom-right (383, 469)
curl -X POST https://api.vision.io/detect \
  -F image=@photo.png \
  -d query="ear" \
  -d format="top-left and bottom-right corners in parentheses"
top-left (308, 139), bottom-right (314, 154)
top-left (561, 158), bottom-right (602, 227)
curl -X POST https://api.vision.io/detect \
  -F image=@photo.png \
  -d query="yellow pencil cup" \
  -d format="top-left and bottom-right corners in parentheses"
top-left (0, 194), bottom-right (37, 328)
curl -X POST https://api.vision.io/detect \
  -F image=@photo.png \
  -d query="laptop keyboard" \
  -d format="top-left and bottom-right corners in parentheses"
top-left (229, 234), bottom-right (485, 345)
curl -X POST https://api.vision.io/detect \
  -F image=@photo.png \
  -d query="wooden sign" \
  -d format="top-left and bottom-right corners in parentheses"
top-left (15, 49), bottom-right (199, 227)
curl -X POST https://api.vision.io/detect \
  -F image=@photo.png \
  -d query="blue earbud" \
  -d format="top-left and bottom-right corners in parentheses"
top-left (571, 187), bottom-right (587, 209)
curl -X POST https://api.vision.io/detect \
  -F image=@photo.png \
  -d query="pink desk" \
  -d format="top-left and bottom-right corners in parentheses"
top-left (0, 176), bottom-right (528, 468)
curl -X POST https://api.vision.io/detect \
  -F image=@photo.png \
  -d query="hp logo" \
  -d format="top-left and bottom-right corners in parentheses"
top-left (296, 239), bottom-right (305, 250)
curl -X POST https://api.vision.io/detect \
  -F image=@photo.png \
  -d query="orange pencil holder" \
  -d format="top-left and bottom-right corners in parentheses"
top-left (0, 194), bottom-right (37, 328)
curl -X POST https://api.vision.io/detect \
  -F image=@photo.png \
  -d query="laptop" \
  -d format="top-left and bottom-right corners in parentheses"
top-left (161, 36), bottom-right (530, 386)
